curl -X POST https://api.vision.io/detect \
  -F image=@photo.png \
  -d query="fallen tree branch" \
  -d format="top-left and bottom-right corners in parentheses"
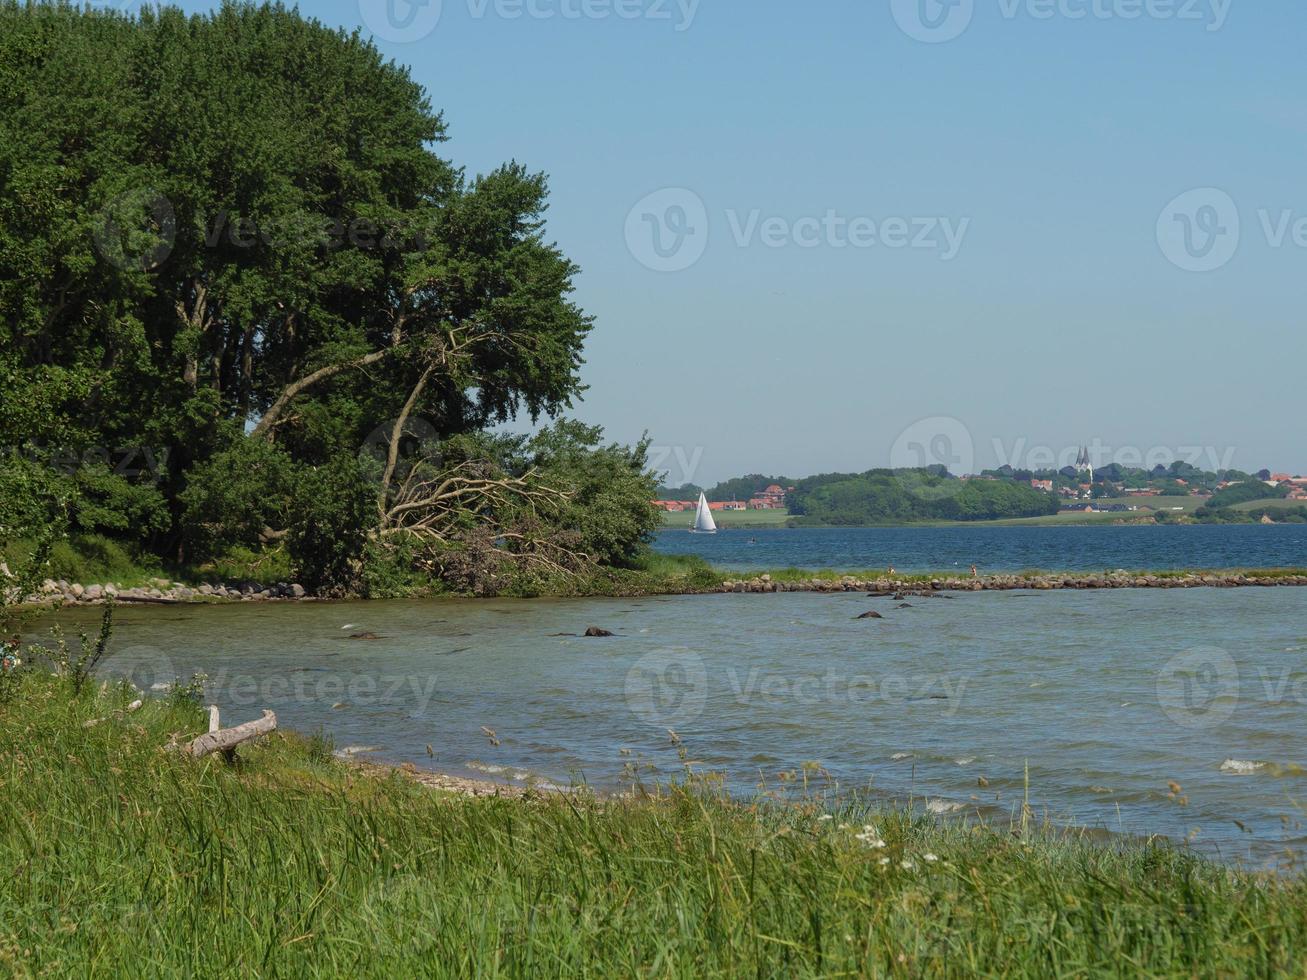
top-left (179, 708), bottom-right (277, 759)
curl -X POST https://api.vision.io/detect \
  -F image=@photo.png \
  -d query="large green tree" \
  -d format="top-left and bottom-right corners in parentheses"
top-left (1, 2), bottom-right (601, 582)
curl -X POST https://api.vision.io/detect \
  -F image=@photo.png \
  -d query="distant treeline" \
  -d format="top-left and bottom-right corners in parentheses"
top-left (661, 469), bottom-right (1058, 524)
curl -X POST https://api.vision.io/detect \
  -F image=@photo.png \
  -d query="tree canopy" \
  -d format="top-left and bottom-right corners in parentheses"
top-left (0, 2), bottom-right (654, 592)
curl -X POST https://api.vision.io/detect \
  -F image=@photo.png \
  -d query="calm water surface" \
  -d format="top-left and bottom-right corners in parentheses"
top-left (51, 584), bottom-right (1307, 868)
top-left (652, 524), bottom-right (1307, 572)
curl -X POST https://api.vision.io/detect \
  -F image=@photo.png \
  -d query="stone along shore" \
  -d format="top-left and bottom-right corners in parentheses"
top-left (13, 570), bottom-right (1307, 607)
top-left (17, 578), bottom-right (309, 606)
top-left (719, 571), bottom-right (1307, 593)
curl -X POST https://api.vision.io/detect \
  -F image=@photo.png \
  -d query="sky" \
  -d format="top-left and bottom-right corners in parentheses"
top-left (119, 0), bottom-right (1305, 485)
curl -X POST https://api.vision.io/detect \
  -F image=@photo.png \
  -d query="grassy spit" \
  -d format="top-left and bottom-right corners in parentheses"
top-left (2, 674), bottom-right (1305, 976)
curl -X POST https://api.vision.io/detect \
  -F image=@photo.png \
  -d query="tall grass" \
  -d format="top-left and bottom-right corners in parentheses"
top-left (2, 674), bottom-right (1304, 976)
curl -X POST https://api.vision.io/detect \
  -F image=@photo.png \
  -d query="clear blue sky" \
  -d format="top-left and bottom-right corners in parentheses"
top-left (141, 0), bottom-right (1305, 484)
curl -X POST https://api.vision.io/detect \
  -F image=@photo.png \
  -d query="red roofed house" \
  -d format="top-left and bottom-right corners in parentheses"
top-left (749, 484), bottom-right (791, 510)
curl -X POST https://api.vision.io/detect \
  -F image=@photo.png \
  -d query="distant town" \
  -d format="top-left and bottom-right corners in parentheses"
top-left (655, 451), bottom-right (1307, 525)
top-left (654, 483), bottom-right (792, 514)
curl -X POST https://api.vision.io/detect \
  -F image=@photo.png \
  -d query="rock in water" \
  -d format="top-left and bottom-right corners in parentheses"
top-left (856, 611), bottom-right (884, 620)
top-left (584, 626), bottom-right (615, 637)
top-left (349, 632), bottom-right (382, 640)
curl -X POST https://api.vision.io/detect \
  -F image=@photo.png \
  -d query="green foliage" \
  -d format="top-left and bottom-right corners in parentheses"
top-left (287, 455), bottom-right (378, 594)
top-left (1206, 481), bottom-right (1289, 509)
top-left (1, 451), bottom-right (168, 541)
top-left (194, 544), bottom-right (294, 586)
top-left (527, 420), bottom-right (660, 566)
top-left (0, 453), bottom-right (66, 538)
top-left (178, 437), bottom-right (296, 558)
top-left (790, 470), bottom-right (1060, 525)
top-left (1, 2), bottom-right (600, 586)
top-left (67, 462), bottom-right (169, 536)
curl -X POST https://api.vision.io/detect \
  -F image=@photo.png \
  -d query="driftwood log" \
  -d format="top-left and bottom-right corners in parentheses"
top-left (180, 707), bottom-right (277, 760)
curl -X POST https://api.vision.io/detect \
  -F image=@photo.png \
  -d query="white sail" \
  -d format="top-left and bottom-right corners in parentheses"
top-left (692, 492), bottom-right (717, 533)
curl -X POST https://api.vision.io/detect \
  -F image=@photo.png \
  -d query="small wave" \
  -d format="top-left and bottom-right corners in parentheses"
top-left (466, 761), bottom-right (507, 775)
top-left (1220, 759), bottom-right (1266, 776)
top-left (954, 757), bottom-right (976, 766)
top-left (334, 745), bottom-right (382, 757)
top-left (925, 799), bottom-right (966, 815)
top-left (890, 752), bottom-right (913, 761)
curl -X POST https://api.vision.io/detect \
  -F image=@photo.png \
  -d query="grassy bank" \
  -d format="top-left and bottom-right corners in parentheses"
top-left (2, 672), bottom-right (1306, 975)
top-left (2, 535), bottom-right (723, 600)
top-left (659, 508), bottom-right (792, 529)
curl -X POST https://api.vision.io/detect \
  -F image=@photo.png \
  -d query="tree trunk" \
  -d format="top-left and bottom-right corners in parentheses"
top-left (182, 709), bottom-right (277, 759)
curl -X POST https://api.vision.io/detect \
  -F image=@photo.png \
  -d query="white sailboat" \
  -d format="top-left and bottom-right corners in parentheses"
top-left (690, 492), bottom-right (718, 534)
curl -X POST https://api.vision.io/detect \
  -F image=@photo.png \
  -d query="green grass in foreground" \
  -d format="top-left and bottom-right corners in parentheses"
top-left (2, 673), bottom-right (1305, 976)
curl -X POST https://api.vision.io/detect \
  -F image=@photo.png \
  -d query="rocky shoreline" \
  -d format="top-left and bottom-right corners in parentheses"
top-left (14, 577), bottom-right (311, 607)
top-left (11, 569), bottom-right (1307, 608)
top-left (719, 571), bottom-right (1307, 593)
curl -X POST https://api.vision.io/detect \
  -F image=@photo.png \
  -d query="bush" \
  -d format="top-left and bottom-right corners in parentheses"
top-left (287, 455), bottom-right (378, 594)
top-left (179, 439), bottom-right (297, 559)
